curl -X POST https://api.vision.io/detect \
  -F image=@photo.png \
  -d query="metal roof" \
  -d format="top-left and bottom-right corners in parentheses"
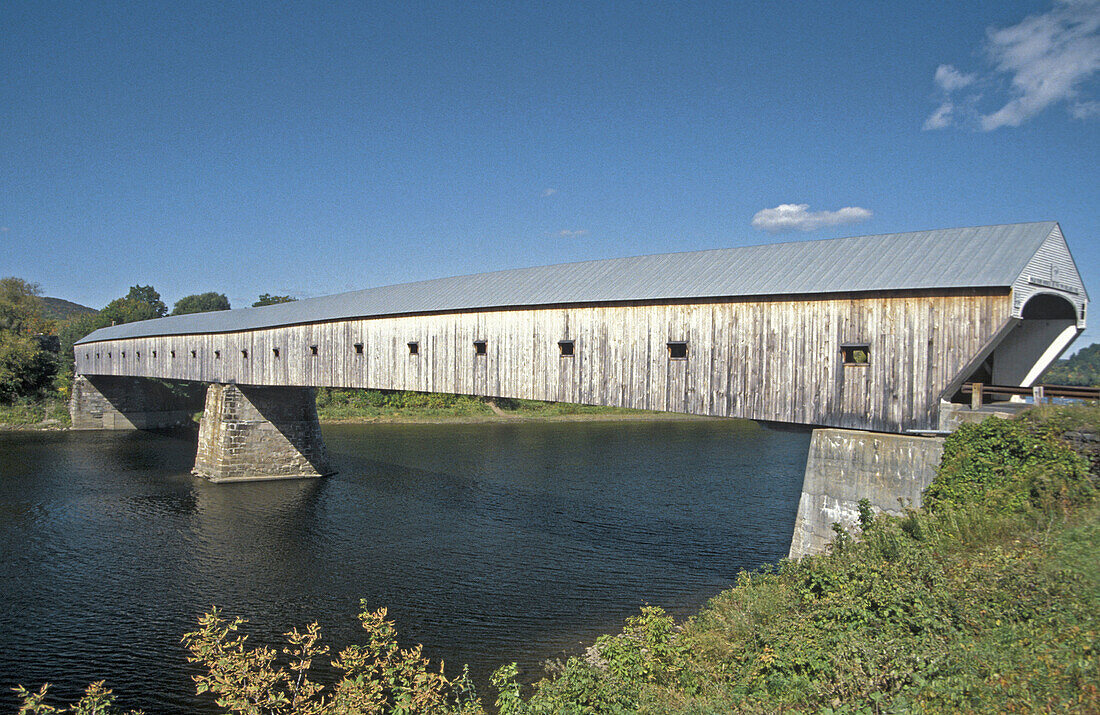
top-left (77, 222), bottom-right (1061, 343)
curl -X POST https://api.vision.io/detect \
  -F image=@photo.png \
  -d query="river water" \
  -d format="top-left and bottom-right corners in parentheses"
top-left (0, 418), bottom-right (810, 712)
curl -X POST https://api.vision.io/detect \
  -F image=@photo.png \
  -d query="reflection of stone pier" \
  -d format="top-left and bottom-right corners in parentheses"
top-left (193, 383), bottom-right (334, 483)
top-left (70, 375), bottom-right (201, 430)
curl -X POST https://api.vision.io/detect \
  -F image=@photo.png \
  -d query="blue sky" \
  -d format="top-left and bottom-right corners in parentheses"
top-left (3, 1), bottom-right (1098, 347)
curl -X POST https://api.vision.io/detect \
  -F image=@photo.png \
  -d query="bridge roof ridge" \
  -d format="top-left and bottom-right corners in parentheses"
top-left (76, 221), bottom-right (1065, 343)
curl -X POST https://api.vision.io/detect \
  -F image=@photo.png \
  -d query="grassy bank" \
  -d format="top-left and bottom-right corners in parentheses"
top-left (313, 387), bottom-right (684, 423)
top-left (17, 405), bottom-right (1100, 713)
top-left (508, 404), bottom-right (1100, 714)
top-left (0, 394), bottom-right (70, 428)
top-left (1, 388), bottom-right (690, 430)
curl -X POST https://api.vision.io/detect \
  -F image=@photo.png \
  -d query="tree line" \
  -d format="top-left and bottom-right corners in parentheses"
top-left (1042, 342), bottom-right (1100, 386)
top-left (0, 277), bottom-right (296, 404)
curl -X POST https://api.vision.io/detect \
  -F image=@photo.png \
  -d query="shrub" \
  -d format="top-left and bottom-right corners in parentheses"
top-left (181, 601), bottom-right (476, 714)
top-left (925, 417), bottom-right (1093, 515)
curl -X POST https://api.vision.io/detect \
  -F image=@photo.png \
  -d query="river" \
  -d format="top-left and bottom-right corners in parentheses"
top-left (0, 418), bottom-right (810, 712)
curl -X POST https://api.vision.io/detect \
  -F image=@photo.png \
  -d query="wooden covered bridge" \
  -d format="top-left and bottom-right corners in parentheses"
top-left (73, 222), bottom-right (1087, 489)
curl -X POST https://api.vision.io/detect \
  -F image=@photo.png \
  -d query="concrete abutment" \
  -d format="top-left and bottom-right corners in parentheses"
top-left (789, 428), bottom-right (946, 559)
top-left (193, 383), bottom-right (334, 483)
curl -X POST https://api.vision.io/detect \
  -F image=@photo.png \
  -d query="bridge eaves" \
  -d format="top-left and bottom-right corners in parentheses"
top-left (77, 222), bottom-right (1066, 344)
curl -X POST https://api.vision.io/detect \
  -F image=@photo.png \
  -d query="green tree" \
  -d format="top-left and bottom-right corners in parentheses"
top-left (0, 278), bottom-right (58, 402)
top-left (172, 292), bottom-right (231, 315)
top-left (0, 332), bottom-right (56, 402)
top-left (0, 277), bottom-right (51, 335)
top-left (253, 293), bottom-right (297, 307)
top-left (1042, 342), bottom-right (1100, 386)
top-left (99, 285), bottom-right (168, 326)
top-left (123, 285), bottom-right (168, 316)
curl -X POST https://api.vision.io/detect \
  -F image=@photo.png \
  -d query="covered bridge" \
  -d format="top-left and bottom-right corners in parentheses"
top-left (74, 221), bottom-right (1086, 441)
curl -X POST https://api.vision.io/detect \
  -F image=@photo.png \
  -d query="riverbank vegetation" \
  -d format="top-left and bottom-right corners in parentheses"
top-left (17, 403), bottom-right (1100, 713)
top-left (503, 406), bottom-right (1098, 714)
top-left (314, 388), bottom-right (654, 423)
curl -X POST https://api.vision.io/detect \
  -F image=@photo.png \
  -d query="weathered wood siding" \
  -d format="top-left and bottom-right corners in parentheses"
top-left (74, 290), bottom-right (1013, 432)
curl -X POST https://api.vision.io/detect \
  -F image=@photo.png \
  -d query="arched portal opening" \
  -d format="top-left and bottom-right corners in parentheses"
top-left (957, 293), bottom-right (1081, 400)
top-left (1021, 293), bottom-right (1078, 320)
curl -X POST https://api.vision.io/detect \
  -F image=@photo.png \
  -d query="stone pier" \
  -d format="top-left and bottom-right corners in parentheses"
top-left (193, 383), bottom-right (334, 483)
top-left (70, 374), bottom-right (202, 430)
top-left (788, 428), bottom-right (945, 559)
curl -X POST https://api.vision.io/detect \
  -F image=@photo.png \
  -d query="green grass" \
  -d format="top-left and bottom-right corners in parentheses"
top-left (0, 395), bottom-right (70, 427)
top-left (313, 387), bottom-right (659, 422)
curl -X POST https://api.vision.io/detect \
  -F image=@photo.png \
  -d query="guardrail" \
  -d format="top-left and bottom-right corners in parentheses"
top-left (961, 383), bottom-right (1100, 409)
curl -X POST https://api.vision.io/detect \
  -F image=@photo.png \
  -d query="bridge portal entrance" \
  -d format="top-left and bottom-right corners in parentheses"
top-left (955, 293), bottom-right (1082, 400)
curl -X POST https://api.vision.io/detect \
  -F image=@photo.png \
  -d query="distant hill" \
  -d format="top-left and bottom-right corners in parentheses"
top-left (37, 297), bottom-right (98, 321)
top-left (1041, 342), bottom-right (1100, 386)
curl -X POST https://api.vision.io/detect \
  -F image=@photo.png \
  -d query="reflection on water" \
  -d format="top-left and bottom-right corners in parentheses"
top-left (0, 419), bottom-right (810, 713)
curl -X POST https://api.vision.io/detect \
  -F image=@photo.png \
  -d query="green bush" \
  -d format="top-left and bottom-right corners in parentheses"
top-left (925, 417), bottom-right (1092, 515)
top-left (0, 331), bottom-right (57, 402)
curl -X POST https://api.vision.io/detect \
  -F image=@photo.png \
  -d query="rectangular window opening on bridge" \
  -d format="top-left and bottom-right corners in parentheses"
top-left (214, 350), bottom-right (221, 359)
top-left (354, 343), bottom-right (364, 355)
top-left (408, 341), bottom-right (419, 356)
top-left (121, 351), bottom-right (126, 359)
top-left (474, 340), bottom-right (487, 356)
top-left (170, 350), bottom-right (175, 358)
top-left (191, 350), bottom-right (196, 358)
top-left (559, 340), bottom-right (575, 357)
top-left (135, 352), bottom-right (140, 359)
top-left (273, 348), bottom-right (280, 358)
top-left (96, 353), bottom-right (100, 359)
top-left (841, 344), bottom-right (871, 366)
top-left (85, 353), bottom-right (89, 360)
top-left (241, 350), bottom-right (248, 359)
top-left (310, 345), bottom-right (318, 356)
top-left (108, 352), bottom-right (112, 359)
top-left (152, 350), bottom-right (156, 358)
top-left (667, 341), bottom-right (688, 360)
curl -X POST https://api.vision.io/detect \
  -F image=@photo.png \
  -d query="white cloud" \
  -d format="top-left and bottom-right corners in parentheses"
top-left (556, 229), bottom-right (588, 237)
top-left (541, 188), bottom-right (557, 197)
top-left (926, 0), bottom-right (1100, 130)
top-left (750, 204), bottom-right (873, 233)
top-left (934, 64), bottom-right (977, 91)
top-left (1071, 98), bottom-right (1100, 117)
top-left (923, 101), bottom-right (955, 130)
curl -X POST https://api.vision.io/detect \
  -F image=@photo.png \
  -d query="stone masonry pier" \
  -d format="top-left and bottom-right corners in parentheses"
top-left (193, 383), bottom-right (333, 483)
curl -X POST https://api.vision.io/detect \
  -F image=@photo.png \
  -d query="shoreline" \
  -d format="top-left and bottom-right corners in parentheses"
top-left (1, 408), bottom-right (716, 432)
top-left (319, 411), bottom-right (714, 425)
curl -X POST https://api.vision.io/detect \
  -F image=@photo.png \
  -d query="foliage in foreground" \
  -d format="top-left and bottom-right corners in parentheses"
top-left (16, 406), bottom-right (1100, 713)
top-left (501, 410), bottom-right (1100, 714)
top-left (179, 603), bottom-right (482, 715)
